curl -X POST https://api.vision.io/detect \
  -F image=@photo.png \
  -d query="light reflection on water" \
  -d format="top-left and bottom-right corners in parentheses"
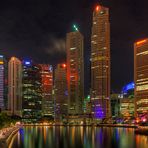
top-left (10, 126), bottom-right (148, 148)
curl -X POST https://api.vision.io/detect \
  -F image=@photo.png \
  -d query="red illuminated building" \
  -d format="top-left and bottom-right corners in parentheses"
top-left (54, 64), bottom-right (68, 121)
top-left (39, 64), bottom-right (54, 118)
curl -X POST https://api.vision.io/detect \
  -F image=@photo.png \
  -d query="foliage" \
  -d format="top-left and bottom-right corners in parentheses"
top-left (0, 113), bottom-right (19, 129)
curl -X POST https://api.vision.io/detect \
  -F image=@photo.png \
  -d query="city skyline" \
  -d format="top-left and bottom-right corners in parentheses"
top-left (0, 2), bottom-right (148, 148)
top-left (1, 0), bottom-right (148, 93)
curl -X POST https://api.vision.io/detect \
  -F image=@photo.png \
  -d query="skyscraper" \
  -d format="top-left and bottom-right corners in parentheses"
top-left (55, 64), bottom-right (68, 120)
top-left (66, 25), bottom-right (84, 115)
top-left (22, 61), bottom-right (42, 122)
top-left (91, 5), bottom-right (111, 119)
top-left (39, 64), bottom-right (54, 118)
top-left (0, 55), bottom-right (8, 111)
top-left (134, 39), bottom-right (148, 117)
top-left (8, 57), bottom-right (22, 116)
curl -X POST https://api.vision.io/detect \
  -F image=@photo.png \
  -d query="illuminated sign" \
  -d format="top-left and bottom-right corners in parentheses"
top-left (136, 39), bottom-right (147, 45)
top-left (0, 55), bottom-right (3, 58)
top-left (73, 24), bottom-right (78, 31)
top-left (49, 65), bottom-right (53, 72)
top-left (122, 82), bottom-right (135, 93)
top-left (24, 61), bottom-right (31, 65)
top-left (96, 5), bottom-right (101, 11)
top-left (62, 64), bottom-right (66, 68)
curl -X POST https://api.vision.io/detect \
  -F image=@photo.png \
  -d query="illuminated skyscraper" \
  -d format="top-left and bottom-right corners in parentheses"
top-left (134, 39), bottom-right (148, 117)
top-left (91, 5), bottom-right (111, 119)
top-left (66, 25), bottom-right (84, 115)
top-left (39, 64), bottom-right (54, 118)
top-left (55, 64), bottom-right (68, 120)
top-left (8, 57), bottom-right (22, 116)
top-left (0, 55), bottom-right (8, 111)
top-left (22, 61), bottom-right (42, 122)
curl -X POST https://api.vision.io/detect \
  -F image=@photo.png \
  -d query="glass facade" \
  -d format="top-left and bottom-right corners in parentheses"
top-left (55, 64), bottom-right (68, 121)
top-left (91, 5), bottom-right (111, 119)
top-left (66, 30), bottom-right (84, 115)
top-left (134, 39), bottom-right (148, 117)
top-left (39, 64), bottom-right (54, 118)
top-left (22, 61), bottom-right (42, 123)
top-left (8, 57), bottom-right (22, 116)
top-left (0, 55), bottom-right (4, 111)
top-left (0, 55), bottom-right (8, 111)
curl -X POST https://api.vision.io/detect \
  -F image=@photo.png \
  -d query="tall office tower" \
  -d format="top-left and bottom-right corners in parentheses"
top-left (39, 64), bottom-right (54, 118)
top-left (0, 55), bottom-right (8, 111)
top-left (8, 57), bottom-right (22, 116)
top-left (91, 5), bottom-right (111, 119)
top-left (66, 25), bottom-right (84, 115)
top-left (134, 39), bottom-right (148, 117)
top-left (22, 61), bottom-right (42, 123)
top-left (55, 64), bottom-right (68, 120)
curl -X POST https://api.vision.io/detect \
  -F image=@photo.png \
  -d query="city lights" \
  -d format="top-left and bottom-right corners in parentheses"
top-left (73, 24), bottom-right (78, 31)
top-left (0, 3), bottom-right (148, 148)
top-left (96, 5), bottom-right (100, 11)
top-left (62, 64), bottom-right (66, 68)
top-left (122, 82), bottom-right (135, 93)
top-left (24, 61), bottom-right (31, 65)
top-left (136, 39), bottom-right (147, 45)
top-left (135, 38), bottom-right (148, 117)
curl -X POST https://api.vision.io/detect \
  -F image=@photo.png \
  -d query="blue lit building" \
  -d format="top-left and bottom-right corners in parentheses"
top-left (120, 82), bottom-right (135, 118)
top-left (22, 60), bottom-right (42, 123)
top-left (122, 82), bottom-right (135, 98)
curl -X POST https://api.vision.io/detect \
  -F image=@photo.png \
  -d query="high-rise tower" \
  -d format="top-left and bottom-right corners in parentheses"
top-left (39, 64), bottom-right (54, 118)
top-left (66, 25), bottom-right (84, 115)
top-left (91, 5), bottom-right (110, 119)
top-left (134, 39), bottom-right (148, 117)
top-left (8, 57), bottom-right (22, 116)
top-left (55, 63), bottom-right (68, 120)
top-left (0, 55), bottom-right (8, 111)
top-left (22, 60), bottom-right (42, 122)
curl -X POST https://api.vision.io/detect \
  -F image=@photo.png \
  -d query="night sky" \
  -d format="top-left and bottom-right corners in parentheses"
top-left (0, 0), bottom-right (148, 95)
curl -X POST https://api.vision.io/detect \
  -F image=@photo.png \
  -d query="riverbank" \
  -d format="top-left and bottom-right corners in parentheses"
top-left (0, 126), bottom-right (20, 148)
top-left (135, 126), bottom-right (148, 135)
top-left (97, 124), bottom-right (137, 128)
top-left (6, 125), bottom-right (148, 148)
top-left (23, 123), bottom-right (137, 128)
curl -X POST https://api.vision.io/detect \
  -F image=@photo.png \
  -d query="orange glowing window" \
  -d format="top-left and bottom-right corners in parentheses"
top-left (96, 5), bottom-right (100, 11)
top-left (136, 40), bottom-right (147, 45)
top-left (62, 64), bottom-right (66, 68)
top-left (11, 57), bottom-right (15, 61)
top-left (0, 61), bottom-right (4, 64)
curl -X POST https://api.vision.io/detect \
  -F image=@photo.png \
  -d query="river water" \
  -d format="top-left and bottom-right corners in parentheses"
top-left (9, 126), bottom-right (148, 148)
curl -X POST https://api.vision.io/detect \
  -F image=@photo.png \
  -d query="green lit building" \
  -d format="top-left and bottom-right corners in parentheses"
top-left (110, 94), bottom-right (120, 118)
top-left (83, 95), bottom-right (91, 114)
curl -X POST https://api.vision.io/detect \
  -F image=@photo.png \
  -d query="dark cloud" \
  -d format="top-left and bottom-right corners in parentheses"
top-left (45, 36), bottom-right (65, 55)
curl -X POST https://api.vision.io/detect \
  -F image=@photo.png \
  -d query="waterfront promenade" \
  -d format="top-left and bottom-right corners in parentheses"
top-left (0, 123), bottom-right (147, 148)
top-left (0, 126), bottom-right (19, 148)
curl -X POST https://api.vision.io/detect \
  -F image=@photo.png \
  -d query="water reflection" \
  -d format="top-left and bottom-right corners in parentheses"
top-left (10, 126), bottom-right (148, 148)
